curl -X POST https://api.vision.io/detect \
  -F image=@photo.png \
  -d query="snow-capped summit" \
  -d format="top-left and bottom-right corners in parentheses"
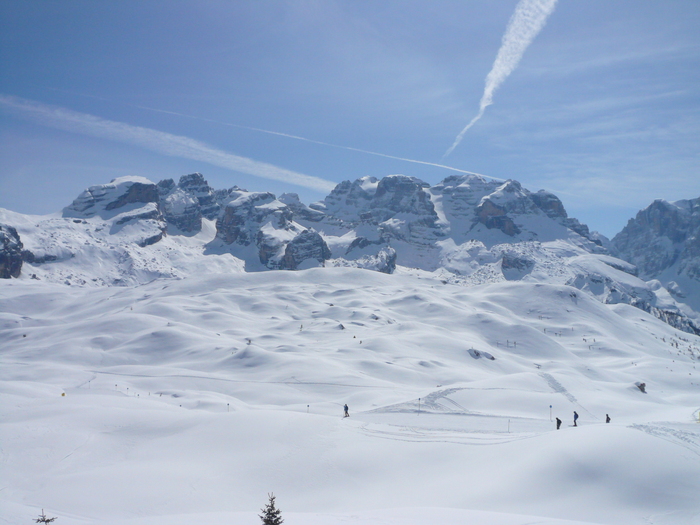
top-left (60, 176), bottom-right (166, 248)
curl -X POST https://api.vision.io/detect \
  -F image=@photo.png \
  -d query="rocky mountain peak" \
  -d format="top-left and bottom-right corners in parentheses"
top-left (612, 197), bottom-right (700, 294)
top-left (63, 176), bottom-right (160, 220)
top-left (177, 173), bottom-right (220, 219)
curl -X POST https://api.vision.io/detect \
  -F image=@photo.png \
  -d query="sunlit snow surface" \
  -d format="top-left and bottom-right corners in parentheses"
top-left (2, 268), bottom-right (699, 525)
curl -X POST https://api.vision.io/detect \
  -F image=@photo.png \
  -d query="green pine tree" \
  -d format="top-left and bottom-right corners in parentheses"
top-left (259, 493), bottom-right (284, 525)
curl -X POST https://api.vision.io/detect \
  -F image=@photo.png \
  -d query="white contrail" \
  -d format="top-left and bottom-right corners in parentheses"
top-left (0, 94), bottom-right (337, 193)
top-left (131, 103), bottom-right (498, 178)
top-left (32, 85), bottom-right (500, 179)
top-left (444, 0), bottom-right (558, 157)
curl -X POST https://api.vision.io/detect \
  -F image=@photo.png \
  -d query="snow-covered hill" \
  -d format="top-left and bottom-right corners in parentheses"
top-left (1, 269), bottom-right (699, 524)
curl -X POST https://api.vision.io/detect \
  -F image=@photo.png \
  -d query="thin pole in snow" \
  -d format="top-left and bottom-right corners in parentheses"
top-left (550, 405), bottom-right (552, 422)
top-left (227, 403), bottom-right (230, 412)
top-left (307, 405), bottom-right (309, 413)
top-left (418, 397), bottom-right (421, 414)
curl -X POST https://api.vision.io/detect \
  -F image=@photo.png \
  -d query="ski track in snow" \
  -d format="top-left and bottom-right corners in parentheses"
top-left (630, 423), bottom-right (700, 457)
top-left (539, 372), bottom-right (600, 421)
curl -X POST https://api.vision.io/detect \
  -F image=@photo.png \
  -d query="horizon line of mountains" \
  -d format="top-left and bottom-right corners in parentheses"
top-left (1, 172), bottom-right (699, 334)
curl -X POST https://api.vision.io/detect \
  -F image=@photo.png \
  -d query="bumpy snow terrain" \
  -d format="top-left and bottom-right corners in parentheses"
top-left (2, 269), bottom-right (700, 524)
top-left (2, 174), bottom-right (700, 524)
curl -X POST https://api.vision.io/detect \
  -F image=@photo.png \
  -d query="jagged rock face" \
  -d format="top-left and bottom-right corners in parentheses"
top-left (178, 173), bottom-right (220, 220)
top-left (162, 189), bottom-right (202, 234)
top-left (612, 198), bottom-right (700, 281)
top-left (474, 181), bottom-right (540, 237)
top-left (530, 190), bottom-right (567, 219)
top-left (64, 177), bottom-right (161, 219)
top-left (326, 246), bottom-right (397, 274)
top-left (0, 224), bottom-right (23, 278)
top-left (279, 193), bottom-right (325, 223)
top-left (369, 175), bottom-right (435, 223)
top-left (475, 200), bottom-right (521, 236)
top-left (214, 191), bottom-right (333, 270)
top-left (107, 183), bottom-right (159, 212)
top-left (215, 186), bottom-right (248, 209)
top-left (317, 175), bottom-right (437, 226)
top-left (313, 177), bottom-right (378, 222)
top-left (216, 192), bottom-right (290, 246)
top-left (432, 175), bottom-right (598, 244)
top-left (158, 179), bottom-right (202, 234)
top-left (279, 229), bottom-right (331, 270)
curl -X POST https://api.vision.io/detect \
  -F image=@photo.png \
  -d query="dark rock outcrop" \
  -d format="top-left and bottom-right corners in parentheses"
top-left (105, 183), bottom-right (159, 212)
top-left (216, 192), bottom-right (288, 246)
top-left (476, 200), bottom-right (521, 236)
top-left (0, 225), bottom-right (23, 278)
top-left (178, 173), bottom-right (220, 220)
top-left (158, 181), bottom-right (202, 234)
top-left (280, 229), bottom-right (331, 270)
top-left (64, 178), bottom-right (161, 218)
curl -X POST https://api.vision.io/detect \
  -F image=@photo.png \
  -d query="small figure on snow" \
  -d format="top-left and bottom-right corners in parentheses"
top-left (606, 414), bottom-right (611, 423)
top-left (556, 417), bottom-right (562, 430)
top-left (343, 404), bottom-right (349, 418)
top-left (573, 411), bottom-right (579, 427)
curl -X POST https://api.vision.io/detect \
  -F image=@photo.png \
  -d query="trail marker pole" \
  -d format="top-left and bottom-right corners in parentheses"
top-left (227, 403), bottom-right (230, 412)
top-left (550, 405), bottom-right (552, 421)
top-left (307, 405), bottom-right (309, 413)
top-left (418, 398), bottom-right (421, 414)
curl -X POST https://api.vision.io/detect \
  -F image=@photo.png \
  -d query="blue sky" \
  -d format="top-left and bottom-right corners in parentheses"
top-left (1, 0), bottom-right (698, 238)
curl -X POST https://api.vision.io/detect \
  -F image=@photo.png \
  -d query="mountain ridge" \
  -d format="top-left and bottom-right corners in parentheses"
top-left (2, 172), bottom-right (699, 334)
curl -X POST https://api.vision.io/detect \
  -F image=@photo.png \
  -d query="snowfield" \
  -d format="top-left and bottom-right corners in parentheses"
top-left (1, 268), bottom-right (699, 525)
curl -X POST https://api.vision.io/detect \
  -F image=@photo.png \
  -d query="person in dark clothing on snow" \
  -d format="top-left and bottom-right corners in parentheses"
top-left (556, 417), bottom-right (562, 430)
top-left (606, 414), bottom-right (611, 423)
top-left (573, 411), bottom-right (579, 426)
top-left (344, 404), bottom-right (349, 417)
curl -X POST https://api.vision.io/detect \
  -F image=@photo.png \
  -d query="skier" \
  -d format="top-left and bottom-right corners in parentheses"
top-left (344, 404), bottom-right (349, 418)
top-left (606, 414), bottom-right (611, 423)
top-left (573, 411), bottom-right (579, 427)
top-left (556, 417), bottom-right (562, 430)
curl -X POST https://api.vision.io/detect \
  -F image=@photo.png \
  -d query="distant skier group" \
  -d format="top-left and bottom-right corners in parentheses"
top-left (555, 411), bottom-right (610, 429)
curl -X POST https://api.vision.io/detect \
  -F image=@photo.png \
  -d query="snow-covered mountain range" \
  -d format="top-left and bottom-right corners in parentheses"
top-left (2, 173), bottom-right (700, 525)
top-left (2, 173), bottom-right (699, 335)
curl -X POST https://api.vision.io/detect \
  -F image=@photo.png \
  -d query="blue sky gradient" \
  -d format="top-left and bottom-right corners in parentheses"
top-left (1, 0), bottom-right (698, 237)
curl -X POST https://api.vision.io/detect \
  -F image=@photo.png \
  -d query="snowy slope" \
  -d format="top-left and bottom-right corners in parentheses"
top-left (2, 269), bottom-right (699, 525)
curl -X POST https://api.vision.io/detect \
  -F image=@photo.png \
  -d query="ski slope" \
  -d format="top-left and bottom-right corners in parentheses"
top-left (1, 268), bottom-right (699, 525)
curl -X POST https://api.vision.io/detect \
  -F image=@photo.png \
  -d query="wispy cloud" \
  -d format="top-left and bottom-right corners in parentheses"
top-left (444, 0), bottom-right (558, 157)
top-left (0, 94), bottom-right (338, 193)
